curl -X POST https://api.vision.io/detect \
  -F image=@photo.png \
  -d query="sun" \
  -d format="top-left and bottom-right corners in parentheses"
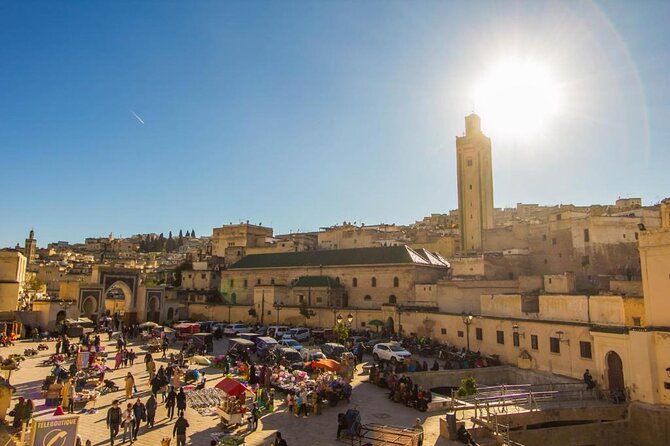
top-left (473, 58), bottom-right (562, 141)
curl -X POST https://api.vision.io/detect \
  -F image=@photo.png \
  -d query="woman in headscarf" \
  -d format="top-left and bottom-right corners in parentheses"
top-left (114, 350), bottom-right (123, 370)
top-left (125, 372), bottom-right (135, 400)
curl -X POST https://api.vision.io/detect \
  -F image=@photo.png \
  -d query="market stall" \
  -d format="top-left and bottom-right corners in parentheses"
top-left (214, 377), bottom-right (255, 426)
top-left (185, 387), bottom-right (227, 416)
top-left (174, 323), bottom-right (200, 341)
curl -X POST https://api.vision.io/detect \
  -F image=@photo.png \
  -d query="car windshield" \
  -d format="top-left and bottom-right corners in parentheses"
top-left (389, 344), bottom-right (406, 352)
top-left (285, 340), bottom-right (298, 346)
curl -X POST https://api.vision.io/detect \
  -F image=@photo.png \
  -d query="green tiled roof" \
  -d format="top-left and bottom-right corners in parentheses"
top-left (293, 276), bottom-right (343, 288)
top-left (229, 245), bottom-right (448, 269)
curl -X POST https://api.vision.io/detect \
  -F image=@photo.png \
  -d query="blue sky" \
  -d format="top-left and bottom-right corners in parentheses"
top-left (1, 1), bottom-right (668, 247)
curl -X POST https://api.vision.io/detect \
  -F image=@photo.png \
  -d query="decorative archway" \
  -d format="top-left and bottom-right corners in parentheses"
top-left (606, 351), bottom-right (625, 392)
top-left (81, 296), bottom-right (97, 318)
top-left (105, 281), bottom-right (133, 320)
top-left (386, 316), bottom-right (395, 334)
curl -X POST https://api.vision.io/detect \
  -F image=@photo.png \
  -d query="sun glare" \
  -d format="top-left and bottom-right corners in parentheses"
top-left (473, 58), bottom-right (562, 141)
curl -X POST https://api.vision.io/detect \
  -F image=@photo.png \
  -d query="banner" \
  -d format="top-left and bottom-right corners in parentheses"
top-left (30, 415), bottom-right (79, 446)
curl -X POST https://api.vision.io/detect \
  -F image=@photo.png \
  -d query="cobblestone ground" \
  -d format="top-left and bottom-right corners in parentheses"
top-left (5, 337), bottom-right (453, 446)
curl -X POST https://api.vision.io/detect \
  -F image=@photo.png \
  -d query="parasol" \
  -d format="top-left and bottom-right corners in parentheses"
top-left (192, 356), bottom-right (211, 366)
top-left (310, 359), bottom-right (341, 372)
top-left (139, 321), bottom-right (159, 329)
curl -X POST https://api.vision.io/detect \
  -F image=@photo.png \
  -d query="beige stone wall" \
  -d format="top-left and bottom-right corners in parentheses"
top-left (451, 256), bottom-right (486, 277)
top-left (181, 269), bottom-right (221, 292)
top-left (409, 236), bottom-right (456, 258)
top-left (539, 295), bottom-right (589, 323)
top-left (544, 273), bottom-right (576, 293)
top-left (610, 280), bottom-right (643, 295)
top-left (0, 251), bottom-right (25, 312)
top-left (221, 264), bottom-right (445, 309)
top-left (211, 224), bottom-right (273, 257)
top-left (639, 229), bottom-right (670, 327)
top-left (589, 295), bottom-right (626, 325)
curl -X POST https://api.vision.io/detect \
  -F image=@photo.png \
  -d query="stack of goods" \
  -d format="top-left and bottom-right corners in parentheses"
top-left (210, 432), bottom-right (244, 446)
top-left (212, 355), bottom-right (228, 369)
top-left (73, 389), bottom-right (99, 404)
top-left (185, 387), bottom-right (227, 415)
top-left (271, 368), bottom-right (312, 393)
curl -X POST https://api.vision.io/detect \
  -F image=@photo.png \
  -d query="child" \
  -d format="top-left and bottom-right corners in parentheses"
top-left (286, 393), bottom-right (294, 416)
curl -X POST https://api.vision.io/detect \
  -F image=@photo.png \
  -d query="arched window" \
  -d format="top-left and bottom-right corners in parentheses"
top-left (364, 295), bottom-right (372, 301)
top-left (389, 295), bottom-right (397, 304)
top-left (393, 277), bottom-right (399, 287)
top-left (352, 278), bottom-right (358, 287)
top-left (371, 277), bottom-right (377, 287)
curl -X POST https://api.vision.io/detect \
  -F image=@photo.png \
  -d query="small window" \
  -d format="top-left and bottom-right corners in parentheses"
top-left (579, 341), bottom-right (592, 359)
top-left (556, 214), bottom-right (562, 221)
top-left (352, 277), bottom-right (358, 287)
top-left (623, 233), bottom-right (626, 239)
top-left (582, 255), bottom-right (590, 266)
top-left (542, 234), bottom-right (547, 241)
top-left (467, 159), bottom-right (473, 166)
top-left (257, 278), bottom-right (261, 285)
top-left (316, 297), bottom-right (323, 303)
top-left (271, 278), bottom-right (275, 285)
top-left (457, 330), bottom-right (464, 338)
top-left (388, 295), bottom-right (397, 304)
top-left (298, 295), bottom-right (304, 304)
top-left (230, 279), bottom-right (234, 287)
top-left (552, 237), bottom-right (557, 245)
top-left (531, 334), bottom-right (538, 350)
top-left (548, 278), bottom-right (552, 284)
top-left (371, 277), bottom-right (377, 287)
top-left (361, 322), bottom-right (366, 327)
top-left (363, 295), bottom-right (372, 301)
top-left (635, 232), bottom-right (639, 240)
top-left (496, 330), bottom-right (504, 345)
top-left (469, 184), bottom-right (472, 190)
top-left (476, 328), bottom-right (483, 341)
top-left (243, 279), bottom-right (248, 288)
top-left (550, 337), bottom-right (560, 353)
top-left (393, 277), bottom-right (399, 287)
top-left (632, 317), bottom-right (641, 327)
top-left (441, 328), bottom-right (447, 335)
top-left (513, 332), bottom-right (520, 347)
top-left (201, 273), bottom-right (206, 279)
top-left (584, 229), bottom-right (590, 242)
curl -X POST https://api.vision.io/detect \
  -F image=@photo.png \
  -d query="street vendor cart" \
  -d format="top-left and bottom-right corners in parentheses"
top-left (214, 377), bottom-right (255, 426)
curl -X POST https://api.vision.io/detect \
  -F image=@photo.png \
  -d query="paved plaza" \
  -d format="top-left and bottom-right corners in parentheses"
top-left (4, 337), bottom-right (454, 446)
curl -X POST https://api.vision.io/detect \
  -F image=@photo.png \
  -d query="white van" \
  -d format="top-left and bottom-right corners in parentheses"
top-left (267, 325), bottom-right (290, 339)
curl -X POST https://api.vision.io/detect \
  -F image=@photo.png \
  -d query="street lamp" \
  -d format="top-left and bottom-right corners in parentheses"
top-left (461, 311), bottom-right (474, 352)
top-left (347, 313), bottom-right (353, 325)
top-left (336, 313), bottom-right (343, 325)
top-left (227, 302), bottom-right (233, 323)
top-left (274, 302), bottom-right (284, 324)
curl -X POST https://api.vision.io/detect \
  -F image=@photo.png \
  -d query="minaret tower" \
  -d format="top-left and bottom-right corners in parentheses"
top-left (24, 229), bottom-right (36, 264)
top-left (456, 114), bottom-right (494, 252)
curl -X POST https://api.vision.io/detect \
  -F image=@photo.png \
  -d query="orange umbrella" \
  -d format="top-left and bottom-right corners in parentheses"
top-left (310, 359), bottom-right (341, 372)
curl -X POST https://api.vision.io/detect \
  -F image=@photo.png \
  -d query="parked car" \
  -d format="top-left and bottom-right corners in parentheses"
top-left (301, 348), bottom-right (327, 362)
top-left (282, 328), bottom-right (311, 343)
top-left (321, 342), bottom-right (346, 360)
top-left (224, 323), bottom-right (252, 336)
top-left (279, 339), bottom-right (304, 352)
top-left (372, 342), bottom-right (411, 364)
top-left (277, 347), bottom-right (304, 370)
top-left (267, 325), bottom-right (290, 339)
top-left (347, 336), bottom-right (368, 346)
top-left (363, 338), bottom-right (388, 354)
top-left (312, 328), bottom-right (338, 344)
top-left (256, 326), bottom-right (268, 336)
top-left (211, 323), bottom-right (228, 334)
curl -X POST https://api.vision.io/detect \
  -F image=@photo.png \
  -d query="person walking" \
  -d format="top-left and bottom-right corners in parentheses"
top-left (414, 418), bottom-right (424, 446)
top-left (132, 398), bottom-right (146, 441)
top-left (114, 350), bottom-right (123, 370)
top-left (145, 394), bottom-right (157, 428)
top-left (61, 378), bottom-right (73, 414)
top-left (124, 373), bottom-right (135, 400)
top-left (121, 402), bottom-right (135, 444)
top-left (166, 386), bottom-right (177, 421)
top-left (251, 403), bottom-right (259, 430)
top-left (106, 400), bottom-right (122, 446)
top-left (146, 358), bottom-right (156, 382)
top-left (172, 414), bottom-right (189, 446)
top-left (176, 387), bottom-right (187, 417)
top-left (161, 339), bottom-right (168, 358)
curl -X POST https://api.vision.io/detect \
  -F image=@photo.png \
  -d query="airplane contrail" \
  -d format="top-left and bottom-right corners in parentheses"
top-left (130, 110), bottom-right (145, 125)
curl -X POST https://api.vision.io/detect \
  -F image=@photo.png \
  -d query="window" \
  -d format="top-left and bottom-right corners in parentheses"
top-left (542, 234), bottom-right (547, 241)
top-left (467, 158), bottom-right (473, 166)
top-left (548, 278), bottom-right (552, 284)
top-left (388, 295), bottom-right (397, 304)
top-left (441, 328), bottom-right (447, 335)
top-left (201, 273), bottom-right (206, 279)
top-left (393, 277), bottom-right (399, 287)
top-left (513, 332), bottom-right (520, 347)
top-left (582, 255), bottom-right (590, 266)
top-left (579, 341), bottom-right (592, 359)
top-left (556, 214), bottom-right (562, 221)
top-left (316, 297), bottom-right (323, 303)
top-left (243, 279), bottom-right (248, 288)
top-left (352, 277), bottom-right (358, 287)
top-left (363, 295), bottom-right (371, 301)
top-left (476, 328), bottom-right (483, 340)
top-left (271, 278), bottom-right (275, 285)
top-left (633, 317), bottom-right (641, 327)
top-left (457, 330), bottom-right (464, 338)
top-left (584, 229), bottom-right (590, 242)
top-left (257, 278), bottom-right (261, 285)
top-left (298, 295), bottom-right (304, 304)
top-left (469, 184), bottom-right (472, 190)
top-left (552, 237), bottom-right (557, 245)
top-left (371, 277), bottom-right (377, 287)
top-left (496, 330), bottom-right (504, 345)
top-left (635, 232), bottom-right (639, 240)
top-left (361, 322), bottom-right (366, 327)
top-left (550, 337), bottom-right (560, 353)
top-left (230, 279), bottom-right (234, 287)
top-left (531, 334), bottom-right (538, 350)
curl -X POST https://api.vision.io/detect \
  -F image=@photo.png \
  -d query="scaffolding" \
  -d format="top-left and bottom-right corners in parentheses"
top-left (340, 423), bottom-right (423, 446)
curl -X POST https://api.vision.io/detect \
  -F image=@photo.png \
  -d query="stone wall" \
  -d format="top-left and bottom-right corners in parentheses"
top-left (629, 402), bottom-right (670, 446)
top-left (510, 420), bottom-right (630, 446)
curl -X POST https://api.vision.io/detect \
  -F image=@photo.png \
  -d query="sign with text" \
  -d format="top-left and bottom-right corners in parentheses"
top-left (30, 415), bottom-right (79, 446)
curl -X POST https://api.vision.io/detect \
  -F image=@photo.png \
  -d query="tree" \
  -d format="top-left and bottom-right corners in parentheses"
top-left (25, 275), bottom-right (44, 293)
top-left (191, 229), bottom-right (196, 238)
top-left (456, 377), bottom-right (477, 397)
top-left (334, 321), bottom-right (349, 344)
top-left (299, 301), bottom-right (315, 324)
